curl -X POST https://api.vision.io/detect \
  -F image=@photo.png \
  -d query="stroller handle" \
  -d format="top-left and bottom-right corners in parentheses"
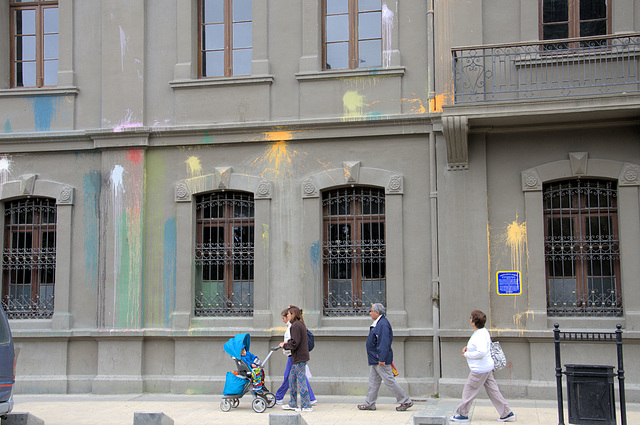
top-left (270, 346), bottom-right (282, 351)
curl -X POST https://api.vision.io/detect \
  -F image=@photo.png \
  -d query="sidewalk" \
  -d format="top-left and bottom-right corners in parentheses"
top-left (8, 393), bottom-right (640, 425)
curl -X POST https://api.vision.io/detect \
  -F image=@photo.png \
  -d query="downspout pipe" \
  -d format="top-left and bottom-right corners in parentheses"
top-left (427, 0), bottom-right (441, 397)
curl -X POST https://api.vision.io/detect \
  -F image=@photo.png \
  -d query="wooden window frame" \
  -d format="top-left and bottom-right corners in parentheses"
top-left (539, 0), bottom-right (612, 41)
top-left (321, 0), bottom-right (382, 71)
top-left (322, 187), bottom-right (386, 314)
top-left (2, 198), bottom-right (57, 319)
top-left (194, 191), bottom-right (254, 316)
top-left (198, 0), bottom-right (252, 78)
top-left (9, 0), bottom-right (58, 88)
top-left (543, 179), bottom-right (621, 316)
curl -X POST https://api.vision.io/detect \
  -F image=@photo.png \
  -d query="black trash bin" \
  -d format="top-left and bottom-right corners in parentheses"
top-left (565, 364), bottom-right (616, 425)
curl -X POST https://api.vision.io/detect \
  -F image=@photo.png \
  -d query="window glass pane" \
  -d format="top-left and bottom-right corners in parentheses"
top-left (326, 42), bottom-right (349, 69)
top-left (543, 23), bottom-right (569, 40)
top-left (204, 23), bottom-right (224, 51)
top-left (16, 35), bottom-right (36, 61)
top-left (359, 0), bottom-right (381, 12)
top-left (203, 0), bottom-right (224, 23)
top-left (43, 60), bottom-right (58, 86)
top-left (359, 11), bottom-right (381, 40)
top-left (326, 0), bottom-right (348, 14)
top-left (359, 39), bottom-right (381, 67)
top-left (204, 50), bottom-right (225, 76)
top-left (43, 7), bottom-right (58, 34)
top-left (328, 223), bottom-right (351, 243)
top-left (233, 0), bottom-right (252, 22)
top-left (580, 0), bottom-right (607, 20)
top-left (329, 264), bottom-right (352, 280)
top-left (15, 9), bottom-right (36, 35)
top-left (580, 20), bottom-right (607, 37)
top-left (543, 0), bottom-right (568, 23)
top-left (233, 198), bottom-right (254, 218)
top-left (44, 34), bottom-right (58, 60)
top-left (16, 61), bottom-right (36, 87)
top-left (233, 48), bottom-right (251, 75)
top-left (233, 21), bottom-right (252, 48)
top-left (326, 14), bottom-right (349, 42)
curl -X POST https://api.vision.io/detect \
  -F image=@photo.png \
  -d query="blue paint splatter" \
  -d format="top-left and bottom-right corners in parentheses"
top-left (310, 241), bottom-right (320, 268)
top-left (163, 218), bottom-right (177, 327)
top-left (28, 96), bottom-right (62, 131)
top-left (3, 119), bottom-right (11, 133)
top-left (83, 172), bottom-right (102, 293)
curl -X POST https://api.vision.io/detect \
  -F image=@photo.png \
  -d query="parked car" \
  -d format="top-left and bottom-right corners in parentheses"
top-left (0, 304), bottom-right (14, 418)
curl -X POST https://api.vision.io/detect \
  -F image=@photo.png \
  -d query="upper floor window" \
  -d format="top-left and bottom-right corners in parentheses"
top-left (543, 179), bottom-right (622, 317)
top-left (323, 187), bottom-right (386, 316)
top-left (195, 192), bottom-right (254, 317)
top-left (322, 0), bottom-right (382, 70)
top-left (540, 0), bottom-right (610, 47)
top-left (199, 0), bottom-right (252, 77)
top-left (10, 0), bottom-right (58, 88)
top-left (2, 198), bottom-right (56, 319)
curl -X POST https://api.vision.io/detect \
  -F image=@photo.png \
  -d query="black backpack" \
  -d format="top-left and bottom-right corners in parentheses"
top-left (307, 329), bottom-right (315, 351)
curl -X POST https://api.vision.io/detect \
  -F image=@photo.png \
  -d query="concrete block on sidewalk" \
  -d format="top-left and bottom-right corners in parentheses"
top-left (133, 412), bottom-right (174, 425)
top-left (1, 412), bottom-right (45, 425)
top-left (413, 399), bottom-right (460, 425)
top-left (269, 411), bottom-right (308, 425)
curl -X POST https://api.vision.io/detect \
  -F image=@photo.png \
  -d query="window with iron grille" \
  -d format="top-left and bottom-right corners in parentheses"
top-left (322, 0), bottom-right (383, 70)
top-left (10, 0), bottom-right (59, 87)
top-left (198, 0), bottom-right (252, 78)
top-left (195, 191), bottom-right (254, 316)
top-left (543, 179), bottom-right (622, 317)
top-left (540, 0), bottom-right (610, 48)
top-left (323, 187), bottom-right (385, 316)
top-left (2, 198), bottom-right (56, 319)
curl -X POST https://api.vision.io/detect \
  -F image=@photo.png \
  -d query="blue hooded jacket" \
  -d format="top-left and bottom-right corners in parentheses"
top-left (223, 333), bottom-right (258, 367)
top-left (366, 314), bottom-right (393, 365)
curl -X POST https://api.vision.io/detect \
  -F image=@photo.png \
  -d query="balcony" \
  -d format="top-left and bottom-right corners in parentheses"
top-left (453, 33), bottom-right (640, 104)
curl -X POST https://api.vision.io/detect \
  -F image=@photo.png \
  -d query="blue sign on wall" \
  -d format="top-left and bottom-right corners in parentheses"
top-left (497, 271), bottom-right (521, 295)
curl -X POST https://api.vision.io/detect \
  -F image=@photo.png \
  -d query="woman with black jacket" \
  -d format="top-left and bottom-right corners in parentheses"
top-left (278, 305), bottom-right (312, 412)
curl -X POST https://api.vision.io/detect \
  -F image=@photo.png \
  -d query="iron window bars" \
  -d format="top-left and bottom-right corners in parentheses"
top-left (322, 187), bottom-right (386, 316)
top-left (2, 198), bottom-right (56, 319)
top-left (195, 192), bottom-right (254, 317)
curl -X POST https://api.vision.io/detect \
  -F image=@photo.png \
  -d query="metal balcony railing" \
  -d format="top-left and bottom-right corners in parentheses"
top-left (453, 33), bottom-right (640, 103)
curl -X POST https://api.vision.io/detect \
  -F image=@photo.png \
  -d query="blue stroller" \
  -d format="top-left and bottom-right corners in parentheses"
top-left (220, 333), bottom-right (280, 413)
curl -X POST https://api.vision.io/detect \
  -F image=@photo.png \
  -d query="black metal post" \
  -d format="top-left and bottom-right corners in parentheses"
top-left (616, 324), bottom-right (627, 425)
top-left (554, 323), bottom-right (564, 425)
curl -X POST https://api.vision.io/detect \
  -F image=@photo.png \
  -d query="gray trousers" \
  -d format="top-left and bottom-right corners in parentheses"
top-left (364, 364), bottom-right (411, 406)
top-left (455, 370), bottom-right (511, 418)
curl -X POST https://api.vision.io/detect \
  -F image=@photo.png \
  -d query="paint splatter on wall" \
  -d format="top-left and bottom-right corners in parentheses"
top-left (186, 156), bottom-right (203, 178)
top-left (83, 171), bottom-right (102, 293)
top-left (343, 91), bottom-right (365, 119)
top-left (0, 155), bottom-right (12, 198)
top-left (28, 96), bottom-right (62, 132)
top-left (3, 119), bottom-right (11, 133)
top-left (506, 219), bottom-right (527, 273)
top-left (382, 3), bottom-right (395, 68)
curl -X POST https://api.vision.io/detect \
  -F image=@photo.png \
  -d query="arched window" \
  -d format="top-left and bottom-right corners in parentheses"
top-left (323, 187), bottom-right (385, 316)
top-left (2, 197), bottom-right (56, 319)
top-left (543, 179), bottom-right (621, 316)
top-left (194, 191), bottom-right (254, 316)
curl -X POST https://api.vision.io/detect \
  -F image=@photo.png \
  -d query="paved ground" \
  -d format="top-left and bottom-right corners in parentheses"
top-left (7, 394), bottom-right (640, 425)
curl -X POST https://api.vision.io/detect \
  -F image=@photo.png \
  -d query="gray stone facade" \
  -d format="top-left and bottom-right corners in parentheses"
top-left (0, 0), bottom-right (639, 401)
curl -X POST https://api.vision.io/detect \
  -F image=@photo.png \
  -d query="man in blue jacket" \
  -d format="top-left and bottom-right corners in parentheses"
top-left (357, 303), bottom-right (413, 411)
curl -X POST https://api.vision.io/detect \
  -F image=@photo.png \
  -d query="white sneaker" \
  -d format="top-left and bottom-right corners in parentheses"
top-left (295, 407), bottom-right (313, 412)
top-left (282, 404), bottom-right (296, 410)
top-left (310, 399), bottom-right (318, 405)
top-left (276, 399), bottom-right (283, 405)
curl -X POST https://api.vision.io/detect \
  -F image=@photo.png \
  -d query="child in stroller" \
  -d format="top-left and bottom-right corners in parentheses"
top-left (220, 333), bottom-right (279, 413)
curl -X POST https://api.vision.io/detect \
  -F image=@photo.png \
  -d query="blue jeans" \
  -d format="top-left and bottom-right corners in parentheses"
top-left (275, 356), bottom-right (316, 402)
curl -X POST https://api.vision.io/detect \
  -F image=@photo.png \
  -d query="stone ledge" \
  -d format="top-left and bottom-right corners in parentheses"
top-left (133, 412), bottom-right (174, 425)
top-left (1, 412), bottom-right (45, 425)
top-left (269, 411), bottom-right (308, 425)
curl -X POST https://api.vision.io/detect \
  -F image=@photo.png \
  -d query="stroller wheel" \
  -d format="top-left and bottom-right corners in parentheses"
top-left (231, 398), bottom-right (240, 408)
top-left (264, 392), bottom-right (276, 408)
top-left (252, 397), bottom-right (267, 413)
top-left (220, 399), bottom-right (232, 412)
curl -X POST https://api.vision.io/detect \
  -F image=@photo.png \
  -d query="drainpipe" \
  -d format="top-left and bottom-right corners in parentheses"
top-left (427, 0), bottom-right (441, 397)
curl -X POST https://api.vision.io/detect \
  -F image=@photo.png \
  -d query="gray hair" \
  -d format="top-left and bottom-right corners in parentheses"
top-left (371, 303), bottom-right (385, 315)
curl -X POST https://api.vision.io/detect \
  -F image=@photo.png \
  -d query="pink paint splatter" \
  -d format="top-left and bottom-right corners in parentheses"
top-left (126, 149), bottom-right (144, 165)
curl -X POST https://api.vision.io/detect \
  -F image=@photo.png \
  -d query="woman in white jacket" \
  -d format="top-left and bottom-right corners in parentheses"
top-left (450, 310), bottom-right (516, 422)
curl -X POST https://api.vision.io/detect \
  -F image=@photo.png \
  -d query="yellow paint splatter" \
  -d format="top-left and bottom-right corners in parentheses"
top-left (506, 219), bottom-right (527, 273)
top-left (262, 224), bottom-right (269, 250)
top-left (513, 310), bottom-right (535, 330)
top-left (429, 91), bottom-right (455, 113)
top-left (185, 156), bottom-right (202, 178)
top-left (343, 91), bottom-right (365, 118)
top-left (403, 97), bottom-right (427, 114)
top-left (264, 131), bottom-right (293, 142)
